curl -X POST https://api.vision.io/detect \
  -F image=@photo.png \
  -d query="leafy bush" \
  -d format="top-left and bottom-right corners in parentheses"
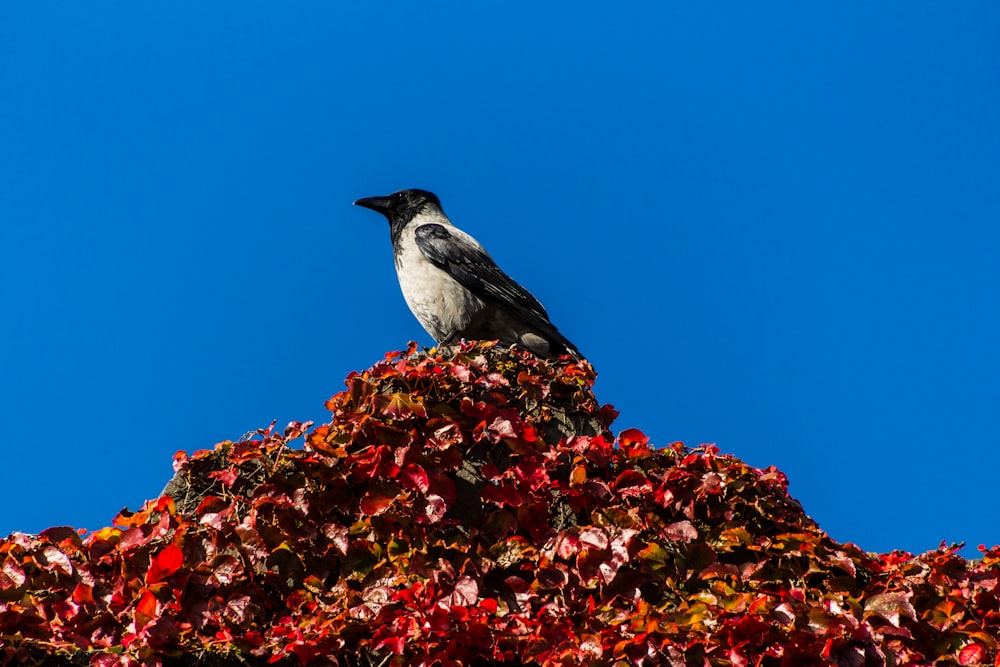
top-left (1, 342), bottom-right (997, 666)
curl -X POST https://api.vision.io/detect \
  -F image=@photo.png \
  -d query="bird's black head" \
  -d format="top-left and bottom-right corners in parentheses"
top-left (354, 189), bottom-right (442, 226)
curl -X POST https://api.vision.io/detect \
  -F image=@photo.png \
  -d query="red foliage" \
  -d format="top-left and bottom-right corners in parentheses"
top-left (1, 341), bottom-right (997, 666)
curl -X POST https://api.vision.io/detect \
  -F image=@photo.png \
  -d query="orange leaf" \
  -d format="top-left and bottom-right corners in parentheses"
top-left (146, 544), bottom-right (184, 585)
top-left (135, 589), bottom-right (158, 631)
top-left (618, 428), bottom-right (650, 458)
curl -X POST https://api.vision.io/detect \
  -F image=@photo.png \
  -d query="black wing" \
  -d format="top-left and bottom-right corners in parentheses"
top-left (414, 223), bottom-right (578, 355)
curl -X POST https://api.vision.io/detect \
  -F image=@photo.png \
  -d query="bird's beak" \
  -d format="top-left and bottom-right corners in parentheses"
top-left (353, 195), bottom-right (392, 214)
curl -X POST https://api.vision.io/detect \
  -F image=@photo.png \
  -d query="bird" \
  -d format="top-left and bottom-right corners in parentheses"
top-left (354, 188), bottom-right (581, 359)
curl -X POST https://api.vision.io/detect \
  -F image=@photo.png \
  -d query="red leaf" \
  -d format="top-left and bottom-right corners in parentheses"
top-left (40, 546), bottom-right (73, 575)
top-left (424, 417), bottom-right (464, 450)
top-left (423, 494), bottom-right (448, 523)
top-left (514, 459), bottom-right (550, 490)
top-left (579, 527), bottom-right (610, 551)
top-left (72, 583), bottom-right (95, 604)
top-left (154, 496), bottom-right (176, 515)
top-left (772, 601), bottom-right (795, 625)
top-left (663, 520), bottom-right (698, 542)
top-left (503, 574), bottom-right (531, 597)
top-left (208, 468), bottom-right (239, 487)
top-left (324, 524), bottom-right (350, 555)
top-left (195, 495), bottom-right (231, 515)
top-left (554, 533), bottom-right (581, 560)
top-left (144, 616), bottom-right (179, 648)
top-left (119, 527), bottom-right (147, 550)
top-left (536, 566), bottom-right (569, 590)
top-left (728, 649), bottom-right (748, 667)
top-left (483, 371), bottom-right (509, 387)
top-left (958, 642), bottom-right (984, 666)
top-left (618, 428), bottom-right (650, 458)
top-left (864, 592), bottom-right (916, 627)
top-left (832, 551), bottom-right (857, 577)
top-left (599, 404), bottom-right (619, 428)
top-left (400, 463), bottom-right (430, 493)
top-left (146, 544), bottom-right (184, 585)
top-left (581, 435), bottom-right (614, 466)
top-left (375, 636), bottom-right (406, 655)
top-left (359, 491), bottom-right (396, 516)
top-left (614, 469), bottom-right (653, 497)
top-left (1, 557), bottom-right (26, 587)
top-left (209, 555), bottom-right (243, 586)
top-left (700, 472), bottom-right (724, 494)
top-left (224, 594), bottom-right (254, 625)
top-left (487, 415), bottom-right (519, 441)
top-left (443, 575), bottom-right (479, 606)
top-left (428, 473), bottom-right (457, 507)
top-left (482, 483), bottom-right (527, 508)
top-left (287, 641), bottom-right (318, 664)
top-left (40, 526), bottom-right (81, 545)
top-left (283, 420), bottom-right (312, 440)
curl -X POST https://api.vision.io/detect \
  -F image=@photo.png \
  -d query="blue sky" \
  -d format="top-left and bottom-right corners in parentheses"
top-left (2, 3), bottom-right (997, 558)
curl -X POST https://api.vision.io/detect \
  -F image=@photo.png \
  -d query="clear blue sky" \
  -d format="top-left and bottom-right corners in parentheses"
top-left (2, 3), bottom-right (998, 558)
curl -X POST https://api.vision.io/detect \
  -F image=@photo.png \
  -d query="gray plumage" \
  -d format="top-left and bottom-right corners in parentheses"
top-left (354, 189), bottom-right (581, 359)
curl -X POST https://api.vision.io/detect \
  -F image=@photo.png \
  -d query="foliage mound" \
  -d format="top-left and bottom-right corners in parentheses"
top-left (1, 342), bottom-right (998, 666)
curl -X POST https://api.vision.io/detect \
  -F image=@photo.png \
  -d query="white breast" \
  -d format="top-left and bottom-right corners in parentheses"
top-left (393, 216), bottom-right (484, 343)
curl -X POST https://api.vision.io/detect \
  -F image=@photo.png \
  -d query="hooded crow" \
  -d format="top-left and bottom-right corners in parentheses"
top-left (355, 189), bottom-right (581, 359)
